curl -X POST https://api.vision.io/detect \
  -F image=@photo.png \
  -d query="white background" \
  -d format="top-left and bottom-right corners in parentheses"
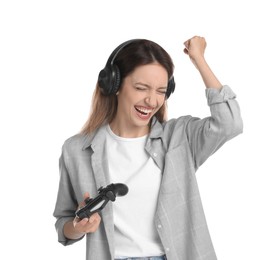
top-left (1, 0), bottom-right (279, 259)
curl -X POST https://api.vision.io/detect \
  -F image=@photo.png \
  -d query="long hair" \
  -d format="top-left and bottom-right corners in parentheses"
top-left (81, 39), bottom-right (174, 134)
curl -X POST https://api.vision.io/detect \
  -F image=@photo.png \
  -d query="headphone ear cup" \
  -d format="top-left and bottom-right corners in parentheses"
top-left (110, 64), bottom-right (121, 95)
top-left (166, 76), bottom-right (175, 99)
top-left (98, 67), bottom-right (110, 95)
top-left (98, 65), bottom-right (121, 95)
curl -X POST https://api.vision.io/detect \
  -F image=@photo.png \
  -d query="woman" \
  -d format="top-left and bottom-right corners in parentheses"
top-left (53, 36), bottom-right (243, 260)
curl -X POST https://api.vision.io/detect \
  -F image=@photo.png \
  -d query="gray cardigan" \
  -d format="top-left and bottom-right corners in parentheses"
top-left (53, 85), bottom-right (243, 260)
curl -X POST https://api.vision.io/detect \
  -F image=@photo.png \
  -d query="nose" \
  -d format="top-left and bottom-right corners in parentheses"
top-left (144, 91), bottom-right (158, 108)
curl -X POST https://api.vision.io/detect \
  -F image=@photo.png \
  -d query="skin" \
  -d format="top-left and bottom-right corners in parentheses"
top-left (109, 62), bottom-right (168, 138)
top-left (63, 36), bottom-right (223, 240)
top-left (64, 192), bottom-right (101, 239)
top-left (184, 36), bottom-right (222, 89)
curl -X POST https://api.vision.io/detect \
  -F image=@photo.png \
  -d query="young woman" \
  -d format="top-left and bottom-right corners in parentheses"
top-left (53, 36), bottom-right (243, 260)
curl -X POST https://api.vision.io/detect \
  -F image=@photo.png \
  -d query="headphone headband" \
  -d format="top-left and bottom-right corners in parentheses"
top-left (106, 39), bottom-right (141, 67)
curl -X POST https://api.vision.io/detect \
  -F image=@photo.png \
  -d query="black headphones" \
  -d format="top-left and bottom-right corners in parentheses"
top-left (98, 39), bottom-right (175, 98)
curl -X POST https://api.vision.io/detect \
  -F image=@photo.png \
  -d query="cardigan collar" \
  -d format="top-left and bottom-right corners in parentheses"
top-left (82, 117), bottom-right (164, 151)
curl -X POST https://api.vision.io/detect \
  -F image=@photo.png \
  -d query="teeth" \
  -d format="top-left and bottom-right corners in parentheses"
top-left (135, 106), bottom-right (153, 114)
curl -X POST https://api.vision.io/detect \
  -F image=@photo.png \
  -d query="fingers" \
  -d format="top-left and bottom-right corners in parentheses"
top-left (89, 212), bottom-right (101, 224)
top-left (74, 216), bottom-right (88, 227)
top-left (83, 192), bottom-right (90, 200)
top-left (73, 192), bottom-right (102, 234)
top-left (74, 213), bottom-right (101, 234)
top-left (183, 42), bottom-right (191, 55)
top-left (184, 39), bottom-right (191, 52)
top-left (184, 35), bottom-right (206, 45)
top-left (183, 36), bottom-right (206, 54)
top-left (78, 192), bottom-right (91, 209)
top-left (183, 36), bottom-right (207, 68)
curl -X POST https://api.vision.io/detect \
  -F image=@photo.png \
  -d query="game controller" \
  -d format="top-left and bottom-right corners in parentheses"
top-left (75, 183), bottom-right (128, 219)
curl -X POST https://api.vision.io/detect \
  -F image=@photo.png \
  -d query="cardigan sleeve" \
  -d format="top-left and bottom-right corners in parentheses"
top-left (53, 144), bottom-right (85, 246)
top-left (186, 85), bottom-right (243, 169)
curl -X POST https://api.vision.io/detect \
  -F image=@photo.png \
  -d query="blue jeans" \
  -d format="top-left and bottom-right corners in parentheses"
top-left (115, 255), bottom-right (167, 260)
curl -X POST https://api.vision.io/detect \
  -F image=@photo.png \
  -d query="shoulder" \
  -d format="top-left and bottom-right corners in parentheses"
top-left (61, 133), bottom-right (92, 157)
top-left (151, 115), bottom-right (198, 147)
top-left (61, 125), bottom-right (106, 156)
top-left (162, 115), bottom-right (199, 136)
top-left (63, 133), bottom-right (86, 147)
top-left (164, 115), bottom-right (194, 128)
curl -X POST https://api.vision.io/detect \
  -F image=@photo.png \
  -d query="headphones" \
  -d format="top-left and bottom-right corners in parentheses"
top-left (98, 39), bottom-right (175, 98)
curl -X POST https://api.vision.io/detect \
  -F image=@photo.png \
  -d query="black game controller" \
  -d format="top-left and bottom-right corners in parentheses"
top-left (75, 183), bottom-right (128, 219)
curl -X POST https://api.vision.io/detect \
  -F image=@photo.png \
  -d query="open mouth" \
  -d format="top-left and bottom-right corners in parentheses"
top-left (134, 106), bottom-right (153, 119)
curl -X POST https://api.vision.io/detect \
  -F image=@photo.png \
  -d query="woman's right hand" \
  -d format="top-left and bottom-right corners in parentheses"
top-left (73, 192), bottom-right (102, 234)
top-left (64, 192), bottom-right (102, 240)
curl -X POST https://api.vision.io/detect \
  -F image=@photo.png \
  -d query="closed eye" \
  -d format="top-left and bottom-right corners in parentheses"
top-left (134, 82), bottom-right (167, 95)
top-left (157, 88), bottom-right (167, 95)
top-left (135, 86), bottom-right (148, 91)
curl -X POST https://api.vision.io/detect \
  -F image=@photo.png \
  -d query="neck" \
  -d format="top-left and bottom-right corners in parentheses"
top-left (109, 120), bottom-right (150, 138)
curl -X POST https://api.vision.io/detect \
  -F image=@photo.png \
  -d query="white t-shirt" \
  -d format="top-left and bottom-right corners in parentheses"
top-left (105, 125), bottom-right (164, 257)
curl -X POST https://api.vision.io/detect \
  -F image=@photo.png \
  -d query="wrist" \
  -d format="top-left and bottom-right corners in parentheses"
top-left (64, 220), bottom-right (86, 240)
top-left (192, 55), bottom-right (207, 68)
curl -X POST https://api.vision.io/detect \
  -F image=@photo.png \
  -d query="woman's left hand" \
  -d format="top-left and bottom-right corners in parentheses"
top-left (184, 36), bottom-right (207, 69)
top-left (183, 36), bottom-right (222, 89)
